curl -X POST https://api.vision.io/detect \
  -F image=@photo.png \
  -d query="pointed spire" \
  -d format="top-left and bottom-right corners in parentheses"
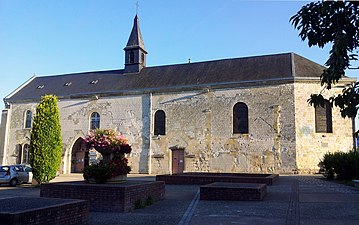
top-left (124, 15), bottom-right (148, 73)
top-left (125, 15), bottom-right (147, 53)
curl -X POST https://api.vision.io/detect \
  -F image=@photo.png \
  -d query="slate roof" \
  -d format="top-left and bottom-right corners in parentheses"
top-left (5, 52), bottom-right (326, 102)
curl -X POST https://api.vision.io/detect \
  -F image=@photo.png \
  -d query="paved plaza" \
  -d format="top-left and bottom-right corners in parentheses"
top-left (0, 174), bottom-right (359, 225)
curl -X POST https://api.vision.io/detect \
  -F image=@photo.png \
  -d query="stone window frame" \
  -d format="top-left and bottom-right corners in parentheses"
top-left (24, 110), bottom-right (33, 129)
top-left (90, 112), bottom-right (101, 130)
top-left (315, 100), bottom-right (333, 133)
top-left (154, 110), bottom-right (166, 136)
top-left (233, 102), bottom-right (249, 134)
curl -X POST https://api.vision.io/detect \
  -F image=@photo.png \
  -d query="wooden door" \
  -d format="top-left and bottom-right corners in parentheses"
top-left (172, 149), bottom-right (184, 174)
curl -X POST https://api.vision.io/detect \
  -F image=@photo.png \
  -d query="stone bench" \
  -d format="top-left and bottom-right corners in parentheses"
top-left (200, 182), bottom-right (267, 201)
top-left (156, 173), bottom-right (278, 185)
top-left (0, 197), bottom-right (88, 225)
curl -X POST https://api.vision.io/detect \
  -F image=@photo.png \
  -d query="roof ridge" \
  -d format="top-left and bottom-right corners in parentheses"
top-left (143, 52), bottom-right (294, 70)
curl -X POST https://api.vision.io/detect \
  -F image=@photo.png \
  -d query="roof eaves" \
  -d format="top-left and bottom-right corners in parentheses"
top-left (4, 75), bottom-right (36, 102)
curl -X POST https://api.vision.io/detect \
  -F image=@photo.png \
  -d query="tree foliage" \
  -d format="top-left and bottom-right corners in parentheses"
top-left (290, 1), bottom-right (359, 119)
top-left (30, 95), bottom-right (63, 184)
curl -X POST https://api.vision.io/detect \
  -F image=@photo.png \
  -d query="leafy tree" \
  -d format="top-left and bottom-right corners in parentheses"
top-left (30, 95), bottom-right (63, 184)
top-left (290, 1), bottom-right (359, 120)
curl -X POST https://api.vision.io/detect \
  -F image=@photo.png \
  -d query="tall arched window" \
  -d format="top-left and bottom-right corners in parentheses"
top-left (24, 110), bottom-right (32, 128)
top-left (90, 112), bottom-right (100, 130)
top-left (22, 144), bottom-right (30, 164)
top-left (233, 102), bottom-right (249, 134)
top-left (129, 51), bottom-right (135, 64)
top-left (154, 110), bottom-right (166, 135)
top-left (315, 100), bottom-right (333, 133)
top-left (16, 144), bottom-right (22, 164)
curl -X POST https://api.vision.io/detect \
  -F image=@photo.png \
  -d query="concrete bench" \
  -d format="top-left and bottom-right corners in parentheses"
top-left (0, 197), bottom-right (88, 225)
top-left (200, 182), bottom-right (267, 201)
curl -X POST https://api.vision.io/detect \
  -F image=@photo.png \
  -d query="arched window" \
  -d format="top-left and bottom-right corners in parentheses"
top-left (22, 144), bottom-right (30, 164)
top-left (154, 110), bottom-right (166, 135)
top-left (129, 51), bottom-right (135, 64)
top-left (315, 100), bottom-right (333, 133)
top-left (16, 144), bottom-right (22, 164)
top-left (233, 102), bottom-right (249, 134)
top-left (90, 112), bottom-right (100, 130)
top-left (24, 110), bottom-right (32, 128)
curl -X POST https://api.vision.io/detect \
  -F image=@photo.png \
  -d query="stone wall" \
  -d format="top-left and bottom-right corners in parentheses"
top-left (3, 103), bottom-right (36, 165)
top-left (150, 83), bottom-right (297, 174)
top-left (294, 81), bottom-right (354, 173)
top-left (1, 80), bottom-right (354, 174)
top-left (3, 95), bottom-right (150, 174)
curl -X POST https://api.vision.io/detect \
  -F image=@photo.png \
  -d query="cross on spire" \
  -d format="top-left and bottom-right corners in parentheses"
top-left (136, 1), bottom-right (139, 15)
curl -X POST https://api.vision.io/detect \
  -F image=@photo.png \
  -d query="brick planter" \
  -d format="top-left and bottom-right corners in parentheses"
top-left (40, 180), bottom-right (165, 212)
top-left (156, 172), bottom-right (278, 185)
top-left (200, 182), bottom-right (267, 201)
top-left (0, 197), bottom-right (88, 225)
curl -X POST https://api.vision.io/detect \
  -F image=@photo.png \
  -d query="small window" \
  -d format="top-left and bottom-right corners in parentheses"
top-left (90, 80), bottom-right (98, 84)
top-left (24, 110), bottom-right (32, 129)
top-left (154, 110), bottom-right (166, 135)
top-left (141, 53), bottom-right (145, 64)
top-left (129, 51), bottom-right (135, 64)
top-left (64, 82), bottom-right (72, 86)
top-left (233, 102), bottom-right (249, 134)
top-left (90, 112), bottom-right (100, 130)
top-left (315, 100), bottom-right (332, 133)
top-left (22, 144), bottom-right (30, 164)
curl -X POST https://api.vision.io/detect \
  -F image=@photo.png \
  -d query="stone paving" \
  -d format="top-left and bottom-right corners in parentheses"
top-left (1, 174), bottom-right (359, 225)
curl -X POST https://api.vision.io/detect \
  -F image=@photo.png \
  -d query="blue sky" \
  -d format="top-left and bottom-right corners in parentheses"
top-left (0, 0), bottom-right (356, 110)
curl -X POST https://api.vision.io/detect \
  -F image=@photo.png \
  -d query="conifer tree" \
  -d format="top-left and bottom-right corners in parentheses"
top-left (30, 95), bottom-right (63, 184)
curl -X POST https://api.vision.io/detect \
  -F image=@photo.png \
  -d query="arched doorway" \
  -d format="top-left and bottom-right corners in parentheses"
top-left (71, 138), bottom-right (88, 173)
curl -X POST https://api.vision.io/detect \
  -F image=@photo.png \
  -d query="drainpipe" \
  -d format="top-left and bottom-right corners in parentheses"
top-left (148, 92), bottom-right (153, 174)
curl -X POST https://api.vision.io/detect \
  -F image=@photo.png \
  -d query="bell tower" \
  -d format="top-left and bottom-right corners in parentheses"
top-left (124, 15), bottom-right (147, 73)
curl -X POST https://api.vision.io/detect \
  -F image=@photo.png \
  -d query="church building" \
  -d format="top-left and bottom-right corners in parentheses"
top-left (0, 15), bottom-right (355, 174)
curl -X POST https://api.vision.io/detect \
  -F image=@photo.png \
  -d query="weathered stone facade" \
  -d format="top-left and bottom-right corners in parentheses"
top-left (0, 15), bottom-right (355, 175)
top-left (294, 81), bottom-right (354, 173)
top-left (0, 78), bottom-right (354, 174)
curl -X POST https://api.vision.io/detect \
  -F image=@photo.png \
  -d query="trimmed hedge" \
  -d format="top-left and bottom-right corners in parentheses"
top-left (319, 150), bottom-right (359, 180)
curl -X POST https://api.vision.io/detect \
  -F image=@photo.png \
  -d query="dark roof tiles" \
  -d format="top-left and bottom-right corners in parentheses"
top-left (5, 52), bottom-right (325, 102)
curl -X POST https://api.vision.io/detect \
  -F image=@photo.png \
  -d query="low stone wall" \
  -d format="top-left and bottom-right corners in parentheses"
top-left (156, 173), bottom-right (279, 185)
top-left (0, 197), bottom-right (88, 225)
top-left (40, 180), bottom-right (165, 212)
top-left (200, 182), bottom-right (267, 201)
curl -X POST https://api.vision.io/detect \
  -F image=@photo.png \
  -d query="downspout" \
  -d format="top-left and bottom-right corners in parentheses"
top-left (148, 92), bottom-right (153, 174)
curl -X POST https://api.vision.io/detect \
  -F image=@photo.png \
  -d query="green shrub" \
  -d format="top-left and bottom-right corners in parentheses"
top-left (83, 163), bottom-right (112, 184)
top-left (30, 95), bottom-right (63, 184)
top-left (135, 199), bottom-right (145, 209)
top-left (146, 196), bottom-right (154, 206)
top-left (319, 150), bottom-right (359, 180)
